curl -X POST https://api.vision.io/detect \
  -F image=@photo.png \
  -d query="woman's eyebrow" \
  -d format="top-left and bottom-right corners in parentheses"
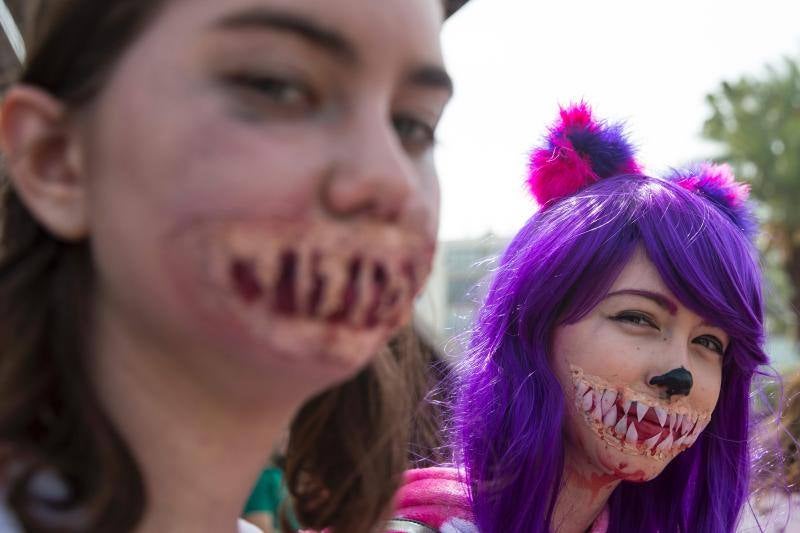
top-left (211, 6), bottom-right (358, 66)
top-left (605, 289), bottom-right (678, 315)
top-left (406, 65), bottom-right (454, 97)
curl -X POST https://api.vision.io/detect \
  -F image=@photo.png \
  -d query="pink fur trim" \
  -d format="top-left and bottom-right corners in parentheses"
top-left (673, 163), bottom-right (750, 206)
top-left (394, 468), bottom-right (473, 527)
top-left (527, 103), bottom-right (641, 208)
top-left (528, 143), bottom-right (599, 207)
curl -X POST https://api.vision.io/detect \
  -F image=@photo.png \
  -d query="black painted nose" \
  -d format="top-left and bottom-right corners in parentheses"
top-left (649, 367), bottom-right (693, 397)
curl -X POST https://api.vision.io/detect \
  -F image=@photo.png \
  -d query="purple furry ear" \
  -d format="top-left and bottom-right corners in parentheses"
top-left (671, 163), bottom-right (757, 239)
top-left (527, 102), bottom-right (641, 207)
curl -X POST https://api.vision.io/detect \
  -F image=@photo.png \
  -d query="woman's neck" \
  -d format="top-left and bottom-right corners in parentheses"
top-left (551, 447), bottom-right (620, 533)
top-left (90, 301), bottom-right (317, 533)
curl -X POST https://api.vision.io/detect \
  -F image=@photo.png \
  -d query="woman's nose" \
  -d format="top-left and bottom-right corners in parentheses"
top-left (321, 120), bottom-right (414, 223)
top-left (649, 367), bottom-right (693, 398)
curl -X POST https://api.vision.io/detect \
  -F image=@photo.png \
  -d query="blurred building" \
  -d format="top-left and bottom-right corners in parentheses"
top-left (416, 233), bottom-right (508, 349)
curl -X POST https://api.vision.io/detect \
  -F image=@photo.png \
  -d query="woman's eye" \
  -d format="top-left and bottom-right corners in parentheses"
top-left (224, 73), bottom-right (314, 109)
top-left (611, 312), bottom-right (658, 329)
top-left (392, 114), bottom-right (436, 154)
top-left (693, 335), bottom-right (725, 355)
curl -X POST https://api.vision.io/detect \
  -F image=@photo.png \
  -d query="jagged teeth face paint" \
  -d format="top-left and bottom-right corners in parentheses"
top-left (164, 219), bottom-right (433, 375)
top-left (570, 367), bottom-right (710, 460)
top-left (550, 250), bottom-right (724, 483)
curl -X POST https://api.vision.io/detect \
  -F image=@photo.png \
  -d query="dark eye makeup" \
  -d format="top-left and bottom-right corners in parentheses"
top-left (611, 311), bottom-right (727, 356)
top-left (218, 69), bottom-right (440, 154)
top-left (221, 72), bottom-right (317, 111)
top-left (611, 311), bottom-right (659, 330)
top-left (392, 113), bottom-right (437, 154)
top-left (692, 335), bottom-right (726, 356)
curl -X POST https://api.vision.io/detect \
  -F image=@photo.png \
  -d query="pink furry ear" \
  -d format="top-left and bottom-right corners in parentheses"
top-left (670, 163), bottom-right (757, 239)
top-left (527, 103), bottom-right (641, 207)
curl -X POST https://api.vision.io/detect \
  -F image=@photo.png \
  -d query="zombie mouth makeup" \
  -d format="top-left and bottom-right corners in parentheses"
top-left (183, 220), bottom-right (433, 331)
top-left (570, 367), bottom-right (710, 460)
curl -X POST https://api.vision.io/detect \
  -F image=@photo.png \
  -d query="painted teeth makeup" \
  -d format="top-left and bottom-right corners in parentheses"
top-left (636, 402), bottom-right (647, 422)
top-left (570, 366), bottom-right (711, 460)
top-left (173, 220), bottom-right (433, 332)
top-left (654, 406), bottom-right (667, 427)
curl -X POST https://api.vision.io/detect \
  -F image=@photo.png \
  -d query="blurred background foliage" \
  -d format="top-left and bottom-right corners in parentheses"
top-left (704, 56), bottom-right (800, 344)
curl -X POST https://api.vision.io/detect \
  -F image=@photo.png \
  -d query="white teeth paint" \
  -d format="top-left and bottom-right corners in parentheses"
top-left (644, 433), bottom-right (661, 451)
top-left (592, 401), bottom-right (603, 422)
top-left (681, 415), bottom-right (691, 435)
top-left (656, 433), bottom-right (673, 452)
top-left (636, 402), bottom-right (648, 422)
top-left (622, 399), bottom-right (632, 414)
top-left (593, 390), bottom-right (602, 410)
top-left (581, 390), bottom-right (593, 412)
top-left (603, 408), bottom-right (617, 428)
top-left (614, 416), bottom-right (628, 436)
top-left (655, 406), bottom-right (668, 427)
top-left (569, 367), bottom-right (710, 460)
top-left (601, 389), bottom-right (616, 415)
top-left (625, 422), bottom-right (638, 444)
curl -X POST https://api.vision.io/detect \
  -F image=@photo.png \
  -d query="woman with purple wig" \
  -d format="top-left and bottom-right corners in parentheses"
top-left (385, 103), bottom-right (769, 533)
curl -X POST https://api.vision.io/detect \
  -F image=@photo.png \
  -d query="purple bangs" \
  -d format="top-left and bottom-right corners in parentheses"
top-left (454, 174), bottom-right (767, 533)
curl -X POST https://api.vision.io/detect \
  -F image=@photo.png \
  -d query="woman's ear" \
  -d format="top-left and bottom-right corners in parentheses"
top-left (0, 85), bottom-right (88, 241)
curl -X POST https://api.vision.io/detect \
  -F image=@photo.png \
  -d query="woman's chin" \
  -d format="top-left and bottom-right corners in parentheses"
top-left (240, 311), bottom-right (395, 379)
top-left (590, 440), bottom-right (668, 483)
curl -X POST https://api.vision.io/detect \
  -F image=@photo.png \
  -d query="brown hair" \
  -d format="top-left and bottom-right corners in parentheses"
top-left (284, 326), bottom-right (449, 532)
top-left (0, 2), bottom-right (437, 532)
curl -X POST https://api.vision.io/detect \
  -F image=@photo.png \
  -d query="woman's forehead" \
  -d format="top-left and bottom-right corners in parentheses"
top-left (608, 249), bottom-right (669, 295)
top-left (143, 0), bottom-right (447, 72)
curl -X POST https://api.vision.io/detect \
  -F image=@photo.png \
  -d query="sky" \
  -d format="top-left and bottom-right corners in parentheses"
top-left (436, 0), bottom-right (800, 240)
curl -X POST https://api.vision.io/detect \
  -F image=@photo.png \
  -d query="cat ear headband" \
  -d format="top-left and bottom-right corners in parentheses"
top-left (526, 102), bottom-right (757, 239)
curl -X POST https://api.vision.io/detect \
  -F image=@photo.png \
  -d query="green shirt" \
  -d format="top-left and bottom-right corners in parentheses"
top-left (243, 467), bottom-right (299, 529)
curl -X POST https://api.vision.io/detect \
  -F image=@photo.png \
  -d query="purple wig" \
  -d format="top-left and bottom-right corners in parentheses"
top-left (454, 173), bottom-right (767, 532)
